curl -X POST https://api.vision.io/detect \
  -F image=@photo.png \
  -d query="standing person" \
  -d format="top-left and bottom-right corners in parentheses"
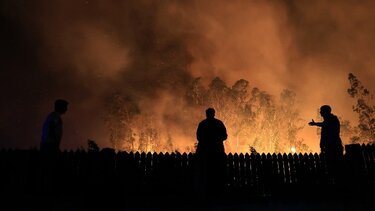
top-left (309, 105), bottom-right (343, 183)
top-left (195, 108), bottom-right (228, 199)
top-left (40, 99), bottom-right (69, 153)
top-left (40, 99), bottom-right (68, 194)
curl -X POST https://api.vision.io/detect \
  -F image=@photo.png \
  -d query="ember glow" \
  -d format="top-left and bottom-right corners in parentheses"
top-left (1, 0), bottom-right (374, 153)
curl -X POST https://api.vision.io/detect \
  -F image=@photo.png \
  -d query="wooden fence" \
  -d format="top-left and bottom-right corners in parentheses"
top-left (0, 144), bottom-right (374, 200)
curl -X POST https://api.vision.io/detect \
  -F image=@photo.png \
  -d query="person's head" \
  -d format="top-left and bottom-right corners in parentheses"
top-left (205, 108), bottom-right (215, 119)
top-left (54, 99), bottom-right (69, 114)
top-left (320, 105), bottom-right (332, 118)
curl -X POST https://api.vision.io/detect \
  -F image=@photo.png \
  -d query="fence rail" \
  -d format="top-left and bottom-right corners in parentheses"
top-left (0, 144), bottom-right (374, 200)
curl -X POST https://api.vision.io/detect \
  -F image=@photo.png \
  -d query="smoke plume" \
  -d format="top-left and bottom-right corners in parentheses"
top-left (1, 0), bottom-right (374, 152)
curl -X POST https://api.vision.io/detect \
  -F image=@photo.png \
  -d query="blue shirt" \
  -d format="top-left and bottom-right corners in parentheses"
top-left (41, 111), bottom-right (63, 146)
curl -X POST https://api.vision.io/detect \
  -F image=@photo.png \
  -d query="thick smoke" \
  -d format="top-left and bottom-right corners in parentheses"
top-left (1, 0), bottom-right (374, 152)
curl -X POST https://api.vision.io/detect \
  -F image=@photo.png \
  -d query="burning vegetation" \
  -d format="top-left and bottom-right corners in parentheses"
top-left (103, 73), bottom-right (374, 154)
top-left (104, 76), bottom-right (310, 154)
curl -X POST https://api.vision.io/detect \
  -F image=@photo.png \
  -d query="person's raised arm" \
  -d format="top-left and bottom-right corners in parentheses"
top-left (308, 119), bottom-right (323, 127)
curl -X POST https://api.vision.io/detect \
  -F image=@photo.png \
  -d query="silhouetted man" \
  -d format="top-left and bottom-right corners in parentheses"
top-left (40, 99), bottom-right (68, 194)
top-left (41, 99), bottom-right (69, 153)
top-left (309, 105), bottom-right (343, 183)
top-left (195, 108), bottom-right (228, 198)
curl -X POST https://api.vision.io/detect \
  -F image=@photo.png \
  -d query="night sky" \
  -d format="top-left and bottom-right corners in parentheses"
top-left (1, 0), bottom-right (374, 152)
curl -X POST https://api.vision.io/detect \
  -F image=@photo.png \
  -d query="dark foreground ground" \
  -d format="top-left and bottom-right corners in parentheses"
top-left (1, 184), bottom-right (373, 211)
top-left (1, 146), bottom-right (373, 210)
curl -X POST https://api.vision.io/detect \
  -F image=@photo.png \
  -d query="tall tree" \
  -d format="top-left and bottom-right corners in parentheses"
top-left (229, 79), bottom-right (252, 151)
top-left (278, 89), bottom-right (305, 152)
top-left (347, 73), bottom-right (375, 144)
top-left (186, 77), bottom-right (206, 106)
top-left (104, 93), bottom-right (138, 151)
top-left (133, 114), bottom-right (160, 152)
top-left (247, 88), bottom-right (280, 152)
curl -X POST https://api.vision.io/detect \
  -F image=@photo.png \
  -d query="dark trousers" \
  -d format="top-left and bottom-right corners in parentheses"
top-left (40, 142), bottom-right (60, 194)
top-left (194, 151), bottom-right (226, 199)
top-left (323, 146), bottom-right (344, 185)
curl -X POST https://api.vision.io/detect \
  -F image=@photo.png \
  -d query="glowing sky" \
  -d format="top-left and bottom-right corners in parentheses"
top-left (1, 0), bottom-right (374, 152)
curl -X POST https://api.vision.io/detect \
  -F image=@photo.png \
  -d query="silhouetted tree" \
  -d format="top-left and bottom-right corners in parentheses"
top-left (163, 132), bottom-right (174, 152)
top-left (247, 87), bottom-right (280, 152)
top-left (339, 118), bottom-right (357, 145)
top-left (186, 77), bottom-right (206, 106)
top-left (229, 79), bottom-right (253, 151)
top-left (206, 77), bottom-right (233, 122)
top-left (104, 93), bottom-right (138, 151)
top-left (278, 89), bottom-right (306, 152)
top-left (133, 114), bottom-right (160, 152)
top-left (347, 73), bottom-right (375, 144)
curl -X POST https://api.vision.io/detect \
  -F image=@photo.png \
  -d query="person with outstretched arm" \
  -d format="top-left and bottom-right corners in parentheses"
top-left (309, 105), bottom-right (343, 184)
